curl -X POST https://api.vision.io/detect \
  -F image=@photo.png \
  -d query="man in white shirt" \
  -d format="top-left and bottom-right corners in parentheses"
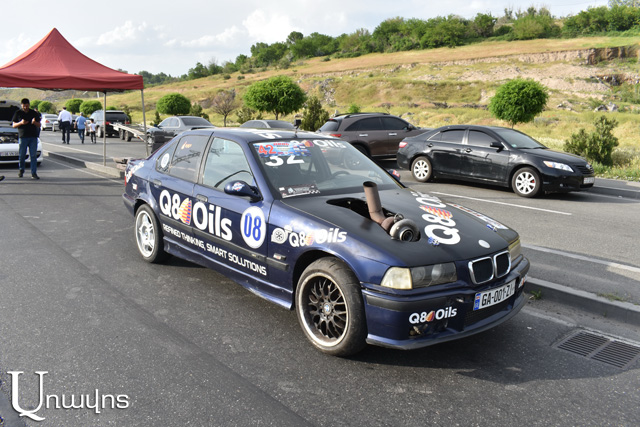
top-left (58, 106), bottom-right (73, 144)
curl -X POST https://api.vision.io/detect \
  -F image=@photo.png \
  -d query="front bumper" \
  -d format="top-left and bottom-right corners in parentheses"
top-left (541, 169), bottom-right (594, 193)
top-left (362, 256), bottom-right (530, 350)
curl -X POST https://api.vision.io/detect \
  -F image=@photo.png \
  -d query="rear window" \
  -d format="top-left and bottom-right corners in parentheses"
top-left (318, 120), bottom-right (340, 132)
top-left (105, 112), bottom-right (128, 121)
top-left (182, 117), bottom-right (212, 127)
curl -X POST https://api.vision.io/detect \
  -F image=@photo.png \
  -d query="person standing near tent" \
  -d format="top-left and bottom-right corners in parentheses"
top-left (58, 106), bottom-right (72, 144)
top-left (75, 112), bottom-right (87, 144)
top-left (88, 118), bottom-right (97, 143)
top-left (11, 98), bottom-right (41, 179)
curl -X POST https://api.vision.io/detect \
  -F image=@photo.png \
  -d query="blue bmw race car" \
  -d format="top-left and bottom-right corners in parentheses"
top-left (123, 128), bottom-right (529, 356)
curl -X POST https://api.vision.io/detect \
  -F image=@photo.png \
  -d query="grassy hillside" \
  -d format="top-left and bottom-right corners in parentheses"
top-left (3, 36), bottom-right (639, 179)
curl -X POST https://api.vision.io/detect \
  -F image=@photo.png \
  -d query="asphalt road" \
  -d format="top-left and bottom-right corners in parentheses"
top-left (0, 142), bottom-right (639, 426)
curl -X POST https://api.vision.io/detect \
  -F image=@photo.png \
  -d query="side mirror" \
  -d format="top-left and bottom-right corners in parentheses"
top-left (490, 141), bottom-right (504, 152)
top-left (224, 180), bottom-right (262, 202)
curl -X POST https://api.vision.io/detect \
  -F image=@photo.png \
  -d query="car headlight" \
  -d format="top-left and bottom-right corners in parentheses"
top-left (509, 239), bottom-right (522, 264)
top-left (381, 263), bottom-right (457, 290)
top-left (543, 161), bottom-right (573, 172)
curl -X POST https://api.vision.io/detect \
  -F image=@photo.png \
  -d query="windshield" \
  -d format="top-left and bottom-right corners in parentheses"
top-left (250, 138), bottom-right (401, 198)
top-left (493, 128), bottom-right (546, 149)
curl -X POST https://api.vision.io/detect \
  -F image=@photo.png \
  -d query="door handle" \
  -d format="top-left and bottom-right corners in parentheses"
top-left (358, 134), bottom-right (368, 137)
top-left (196, 194), bottom-right (208, 203)
top-left (152, 179), bottom-right (162, 187)
top-left (427, 143), bottom-right (434, 147)
top-left (388, 133), bottom-right (397, 136)
top-left (464, 148), bottom-right (472, 153)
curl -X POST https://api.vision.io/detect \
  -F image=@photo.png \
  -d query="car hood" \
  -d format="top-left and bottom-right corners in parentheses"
top-left (526, 148), bottom-right (589, 165)
top-left (280, 187), bottom-right (519, 266)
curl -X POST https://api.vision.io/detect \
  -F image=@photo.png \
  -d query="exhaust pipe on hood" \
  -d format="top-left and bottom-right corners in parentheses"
top-left (363, 181), bottom-right (419, 241)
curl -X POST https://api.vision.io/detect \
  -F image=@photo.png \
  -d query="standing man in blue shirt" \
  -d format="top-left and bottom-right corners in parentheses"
top-left (11, 98), bottom-right (41, 179)
top-left (75, 112), bottom-right (87, 144)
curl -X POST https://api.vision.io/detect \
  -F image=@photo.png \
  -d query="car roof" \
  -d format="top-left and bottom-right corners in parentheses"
top-left (177, 127), bottom-right (326, 145)
top-left (430, 124), bottom-right (511, 132)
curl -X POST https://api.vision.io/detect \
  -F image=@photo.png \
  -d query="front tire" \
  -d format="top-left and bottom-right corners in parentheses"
top-left (296, 258), bottom-right (367, 357)
top-left (512, 167), bottom-right (542, 198)
top-left (411, 156), bottom-right (432, 182)
top-left (135, 205), bottom-right (169, 263)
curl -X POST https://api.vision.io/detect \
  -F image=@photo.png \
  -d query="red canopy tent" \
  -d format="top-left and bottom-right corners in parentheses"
top-left (0, 28), bottom-right (146, 164)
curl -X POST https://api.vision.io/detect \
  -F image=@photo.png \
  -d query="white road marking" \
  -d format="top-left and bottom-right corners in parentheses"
top-left (523, 243), bottom-right (640, 274)
top-left (432, 191), bottom-right (572, 215)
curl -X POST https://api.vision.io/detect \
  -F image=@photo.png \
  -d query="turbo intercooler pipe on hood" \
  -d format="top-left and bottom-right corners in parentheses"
top-left (363, 181), bottom-right (420, 242)
top-left (363, 181), bottom-right (396, 232)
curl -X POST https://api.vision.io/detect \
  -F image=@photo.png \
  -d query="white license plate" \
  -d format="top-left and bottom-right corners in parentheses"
top-left (0, 152), bottom-right (18, 157)
top-left (583, 177), bottom-right (595, 184)
top-left (473, 280), bottom-right (516, 311)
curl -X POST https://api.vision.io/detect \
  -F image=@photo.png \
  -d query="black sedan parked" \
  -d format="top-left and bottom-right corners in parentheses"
top-left (397, 125), bottom-right (595, 197)
top-left (147, 116), bottom-right (215, 152)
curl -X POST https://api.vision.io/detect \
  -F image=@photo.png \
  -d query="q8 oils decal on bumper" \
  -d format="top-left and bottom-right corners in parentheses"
top-left (159, 190), bottom-right (232, 241)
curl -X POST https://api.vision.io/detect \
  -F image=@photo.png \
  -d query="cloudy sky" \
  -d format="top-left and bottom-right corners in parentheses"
top-left (1, 0), bottom-right (609, 77)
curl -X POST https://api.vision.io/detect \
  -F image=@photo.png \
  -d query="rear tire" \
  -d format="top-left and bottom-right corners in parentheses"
top-left (512, 167), bottom-right (542, 198)
top-left (296, 258), bottom-right (367, 357)
top-left (134, 205), bottom-right (169, 263)
top-left (411, 156), bottom-right (432, 182)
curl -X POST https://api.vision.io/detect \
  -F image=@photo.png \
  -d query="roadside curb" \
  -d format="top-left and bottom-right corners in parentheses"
top-left (45, 151), bottom-right (124, 179)
top-left (590, 178), bottom-right (640, 199)
top-left (525, 277), bottom-right (640, 327)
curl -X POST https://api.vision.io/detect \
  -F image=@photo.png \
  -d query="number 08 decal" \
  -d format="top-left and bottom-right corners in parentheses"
top-left (240, 207), bottom-right (266, 249)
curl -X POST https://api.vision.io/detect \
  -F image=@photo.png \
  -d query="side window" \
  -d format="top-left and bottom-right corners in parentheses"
top-left (166, 134), bottom-right (210, 182)
top-left (380, 117), bottom-right (408, 130)
top-left (468, 130), bottom-right (496, 148)
top-left (439, 130), bottom-right (465, 144)
top-left (346, 117), bottom-right (382, 131)
top-left (202, 138), bottom-right (255, 189)
top-left (167, 118), bottom-right (179, 128)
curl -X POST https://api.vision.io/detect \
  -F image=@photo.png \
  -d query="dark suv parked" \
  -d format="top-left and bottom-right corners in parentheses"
top-left (317, 112), bottom-right (427, 157)
top-left (90, 110), bottom-right (129, 138)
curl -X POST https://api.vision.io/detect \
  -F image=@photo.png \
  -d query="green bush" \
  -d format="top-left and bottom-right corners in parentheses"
top-left (489, 79), bottom-right (548, 127)
top-left (156, 93), bottom-right (191, 116)
top-left (300, 96), bottom-right (330, 131)
top-left (30, 100), bottom-right (42, 110)
top-left (65, 99), bottom-right (84, 114)
top-left (564, 116), bottom-right (619, 166)
top-left (80, 100), bottom-right (103, 116)
top-left (346, 103), bottom-right (361, 114)
top-left (38, 101), bottom-right (56, 114)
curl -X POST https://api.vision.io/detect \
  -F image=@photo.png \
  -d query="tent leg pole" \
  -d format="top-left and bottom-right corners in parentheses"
top-left (103, 92), bottom-right (107, 167)
top-left (141, 89), bottom-right (148, 157)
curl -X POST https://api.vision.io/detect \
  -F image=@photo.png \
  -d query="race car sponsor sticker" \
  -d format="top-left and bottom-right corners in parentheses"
top-left (449, 203), bottom-right (507, 229)
top-left (240, 206), bottom-right (266, 249)
top-left (256, 141), bottom-right (312, 158)
top-left (409, 307), bottom-right (457, 324)
top-left (270, 225), bottom-right (347, 247)
top-left (278, 183), bottom-right (320, 198)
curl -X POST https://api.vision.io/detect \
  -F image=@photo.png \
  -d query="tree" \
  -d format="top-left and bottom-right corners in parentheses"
top-left (565, 116), bottom-right (619, 166)
top-left (156, 93), bottom-right (191, 116)
top-left (30, 100), bottom-right (42, 110)
top-left (300, 96), bottom-right (330, 131)
top-left (38, 101), bottom-right (56, 113)
top-left (236, 106), bottom-right (260, 124)
top-left (488, 79), bottom-right (548, 127)
top-left (189, 103), bottom-right (209, 121)
top-left (210, 89), bottom-right (239, 126)
top-left (243, 75), bottom-right (306, 120)
top-left (79, 100), bottom-right (102, 116)
top-left (65, 99), bottom-right (83, 114)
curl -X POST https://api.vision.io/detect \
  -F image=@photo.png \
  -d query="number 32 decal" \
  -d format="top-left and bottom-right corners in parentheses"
top-left (265, 155), bottom-right (304, 167)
